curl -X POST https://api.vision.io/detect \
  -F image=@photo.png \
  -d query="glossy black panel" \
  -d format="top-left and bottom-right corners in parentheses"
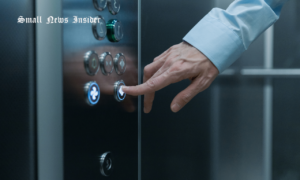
top-left (273, 78), bottom-right (300, 180)
top-left (0, 1), bottom-right (36, 180)
top-left (141, 1), bottom-right (212, 180)
top-left (63, 0), bottom-right (138, 180)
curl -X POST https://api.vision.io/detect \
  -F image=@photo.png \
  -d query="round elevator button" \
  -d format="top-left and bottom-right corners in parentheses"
top-left (84, 81), bottom-right (100, 106)
top-left (107, 0), bottom-right (120, 15)
top-left (99, 152), bottom-right (114, 176)
top-left (114, 80), bottom-right (126, 102)
top-left (92, 15), bottom-right (107, 41)
top-left (114, 53), bottom-right (126, 75)
top-left (93, 0), bottom-right (107, 11)
top-left (99, 52), bottom-right (114, 76)
top-left (84, 51), bottom-right (100, 76)
top-left (106, 19), bottom-right (123, 42)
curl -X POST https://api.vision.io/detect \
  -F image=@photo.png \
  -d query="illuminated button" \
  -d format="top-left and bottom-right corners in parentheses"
top-left (92, 15), bottom-right (107, 41)
top-left (99, 52), bottom-right (114, 76)
top-left (84, 81), bottom-right (100, 106)
top-left (114, 53), bottom-right (126, 75)
top-left (93, 0), bottom-right (107, 11)
top-left (107, 0), bottom-right (120, 15)
top-left (106, 19), bottom-right (123, 42)
top-left (114, 80), bottom-right (126, 102)
top-left (84, 51), bottom-right (100, 76)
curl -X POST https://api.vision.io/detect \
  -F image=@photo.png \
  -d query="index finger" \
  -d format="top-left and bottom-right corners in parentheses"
top-left (122, 71), bottom-right (175, 96)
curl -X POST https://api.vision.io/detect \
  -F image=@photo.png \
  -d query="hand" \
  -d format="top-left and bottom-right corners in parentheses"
top-left (122, 41), bottom-right (219, 113)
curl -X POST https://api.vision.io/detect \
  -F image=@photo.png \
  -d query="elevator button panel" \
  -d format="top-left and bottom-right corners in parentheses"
top-left (114, 80), bottom-right (126, 102)
top-left (92, 16), bottom-right (107, 41)
top-left (84, 51), bottom-right (100, 76)
top-left (114, 53), bottom-right (126, 75)
top-left (108, 0), bottom-right (120, 15)
top-left (93, 0), bottom-right (107, 11)
top-left (99, 52), bottom-right (114, 76)
top-left (84, 81), bottom-right (100, 106)
top-left (106, 19), bottom-right (123, 42)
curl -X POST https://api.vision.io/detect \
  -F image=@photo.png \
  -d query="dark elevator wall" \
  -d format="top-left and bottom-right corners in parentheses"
top-left (0, 1), bottom-right (36, 180)
top-left (141, 1), bottom-right (213, 179)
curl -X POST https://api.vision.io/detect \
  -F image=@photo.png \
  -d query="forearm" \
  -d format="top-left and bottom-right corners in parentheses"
top-left (184, 0), bottom-right (289, 73)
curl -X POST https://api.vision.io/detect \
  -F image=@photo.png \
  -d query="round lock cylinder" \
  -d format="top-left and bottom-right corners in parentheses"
top-left (84, 81), bottom-right (100, 106)
top-left (92, 15), bottom-right (107, 41)
top-left (99, 52), bottom-right (114, 76)
top-left (93, 0), bottom-right (107, 11)
top-left (114, 80), bottom-right (126, 102)
top-left (114, 53), bottom-right (126, 75)
top-left (106, 19), bottom-right (123, 42)
top-left (84, 51), bottom-right (100, 76)
top-left (107, 0), bottom-right (120, 15)
top-left (99, 152), bottom-right (114, 176)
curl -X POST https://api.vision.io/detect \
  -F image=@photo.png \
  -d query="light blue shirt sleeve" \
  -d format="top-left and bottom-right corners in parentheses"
top-left (183, 0), bottom-right (289, 73)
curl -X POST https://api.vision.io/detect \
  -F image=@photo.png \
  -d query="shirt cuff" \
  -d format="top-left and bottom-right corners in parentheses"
top-left (183, 12), bottom-right (246, 73)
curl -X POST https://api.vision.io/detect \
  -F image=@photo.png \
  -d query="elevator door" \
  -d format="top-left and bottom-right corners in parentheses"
top-left (63, 0), bottom-right (139, 180)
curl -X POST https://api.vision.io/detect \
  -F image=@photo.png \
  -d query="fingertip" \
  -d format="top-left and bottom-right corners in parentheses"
top-left (121, 86), bottom-right (128, 91)
top-left (171, 103), bottom-right (181, 113)
top-left (144, 107), bottom-right (151, 114)
top-left (121, 86), bottom-right (131, 94)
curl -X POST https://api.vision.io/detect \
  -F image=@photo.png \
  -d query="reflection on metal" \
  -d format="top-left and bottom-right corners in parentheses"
top-left (219, 69), bottom-right (236, 76)
top-left (241, 69), bottom-right (300, 77)
top-left (114, 53), bottom-right (126, 75)
top-left (138, 0), bottom-right (141, 180)
top-left (263, 25), bottom-right (274, 180)
top-left (219, 69), bottom-right (300, 77)
top-left (93, 0), bottom-right (107, 11)
top-left (108, 0), bottom-right (121, 15)
top-left (92, 15), bottom-right (107, 41)
top-left (99, 152), bottom-right (114, 176)
top-left (84, 51), bottom-right (100, 76)
top-left (99, 52), bottom-right (114, 76)
top-left (36, 0), bottom-right (63, 179)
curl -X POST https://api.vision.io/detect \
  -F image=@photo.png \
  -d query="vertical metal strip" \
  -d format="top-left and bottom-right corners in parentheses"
top-left (138, 0), bottom-right (142, 180)
top-left (210, 83), bottom-right (220, 180)
top-left (36, 0), bottom-right (63, 180)
top-left (263, 26), bottom-right (274, 180)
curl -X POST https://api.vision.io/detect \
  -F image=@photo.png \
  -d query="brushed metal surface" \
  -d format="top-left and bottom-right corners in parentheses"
top-left (63, 0), bottom-right (139, 179)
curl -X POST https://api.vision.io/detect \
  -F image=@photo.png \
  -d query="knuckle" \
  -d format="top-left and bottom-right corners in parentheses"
top-left (164, 58), bottom-right (173, 67)
top-left (169, 64), bottom-right (181, 73)
top-left (146, 79), bottom-right (155, 89)
top-left (181, 93), bottom-right (192, 103)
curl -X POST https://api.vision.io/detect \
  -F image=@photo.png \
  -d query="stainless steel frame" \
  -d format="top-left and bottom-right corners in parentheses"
top-left (36, 1), bottom-right (63, 180)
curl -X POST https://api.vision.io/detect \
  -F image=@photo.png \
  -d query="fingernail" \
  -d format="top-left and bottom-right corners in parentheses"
top-left (122, 86), bottom-right (128, 91)
top-left (144, 107), bottom-right (149, 114)
top-left (171, 103), bottom-right (181, 113)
